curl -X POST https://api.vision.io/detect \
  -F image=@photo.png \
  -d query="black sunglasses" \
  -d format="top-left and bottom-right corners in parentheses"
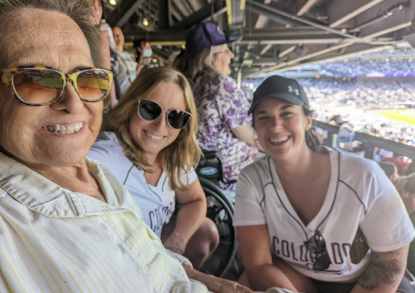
top-left (137, 99), bottom-right (192, 130)
top-left (304, 230), bottom-right (331, 271)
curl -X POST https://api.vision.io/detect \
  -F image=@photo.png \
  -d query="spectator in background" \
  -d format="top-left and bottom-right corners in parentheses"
top-left (113, 26), bottom-right (139, 97)
top-left (328, 114), bottom-right (343, 126)
top-left (380, 162), bottom-right (401, 184)
top-left (382, 154), bottom-right (410, 175)
top-left (134, 38), bottom-right (153, 73)
top-left (87, 0), bottom-right (117, 107)
top-left (174, 22), bottom-right (262, 193)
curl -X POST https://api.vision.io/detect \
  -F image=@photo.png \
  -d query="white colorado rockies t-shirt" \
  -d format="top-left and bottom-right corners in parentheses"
top-left (233, 147), bottom-right (415, 282)
top-left (88, 131), bottom-right (198, 237)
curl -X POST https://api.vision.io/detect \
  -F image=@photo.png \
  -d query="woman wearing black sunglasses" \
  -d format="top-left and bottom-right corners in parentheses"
top-left (233, 76), bottom-right (415, 293)
top-left (88, 67), bottom-right (221, 270)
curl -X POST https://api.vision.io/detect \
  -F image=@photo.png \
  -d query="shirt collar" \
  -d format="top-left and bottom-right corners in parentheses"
top-left (0, 153), bottom-right (136, 218)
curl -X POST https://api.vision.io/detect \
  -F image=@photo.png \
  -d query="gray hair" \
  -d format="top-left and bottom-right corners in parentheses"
top-left (173, 47), bottom-right (216, 82)
top-left (0, 0), bottom-right (101, 68)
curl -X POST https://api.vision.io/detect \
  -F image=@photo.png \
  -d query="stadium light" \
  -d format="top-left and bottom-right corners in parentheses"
top-left (109, 0), bottom-right (117, 5)
top-left (142, 18), bottom-right (149, 27)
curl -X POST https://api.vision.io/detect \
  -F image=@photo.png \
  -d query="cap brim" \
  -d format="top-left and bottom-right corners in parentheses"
top-left (248, 93), bottom-right (305, 114)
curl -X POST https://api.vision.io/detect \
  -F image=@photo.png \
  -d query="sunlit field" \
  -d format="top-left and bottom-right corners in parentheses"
top-left (379, 109), bottom-right (415, 125)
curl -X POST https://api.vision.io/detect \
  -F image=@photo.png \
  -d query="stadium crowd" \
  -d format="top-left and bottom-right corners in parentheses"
top-left (319, 59), bottom-right (415, 76)
top-left (243, 78), bottom-right (415, 146)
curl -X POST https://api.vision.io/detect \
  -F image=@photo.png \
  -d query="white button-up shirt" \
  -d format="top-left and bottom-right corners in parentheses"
top-left (0, 153), bottom-right (208, 293)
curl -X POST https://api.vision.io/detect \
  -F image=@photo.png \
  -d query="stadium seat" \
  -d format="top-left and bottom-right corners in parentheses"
top-left (197, 150), bottom-right (238, 278)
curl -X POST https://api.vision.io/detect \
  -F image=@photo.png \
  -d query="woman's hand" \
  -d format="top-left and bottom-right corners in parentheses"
top-left (183, 264), bottom-right (253, 293)
top-left (216, 280), bottom-right (253, 293)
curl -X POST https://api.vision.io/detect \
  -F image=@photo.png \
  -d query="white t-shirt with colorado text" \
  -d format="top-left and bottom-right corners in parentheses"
top-left (233, 148), bottom-right (415, 282)
top-left (88, 131), bottom-right (198, 237)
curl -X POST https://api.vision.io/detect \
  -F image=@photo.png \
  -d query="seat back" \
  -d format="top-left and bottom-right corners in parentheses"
top-left (196, 150), bottom-right (224, 186)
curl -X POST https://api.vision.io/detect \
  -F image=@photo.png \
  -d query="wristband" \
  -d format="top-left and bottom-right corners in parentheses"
top-left (164, 231), bottom-right (187, 254)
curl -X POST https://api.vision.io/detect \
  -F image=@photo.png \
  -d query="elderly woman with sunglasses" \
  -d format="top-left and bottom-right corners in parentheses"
top-left (0, 0), bottom-right (253, 292)
top-left (233, 76), bottom-right (415, 293)
top-left (174, 22), bottom-right (262, 194)
top-left (88, 67), bottom-right (220, 270)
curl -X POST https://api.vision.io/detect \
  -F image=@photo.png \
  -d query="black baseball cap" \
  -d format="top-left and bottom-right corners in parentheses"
top-left (248, 75), bottom-right (309, 114)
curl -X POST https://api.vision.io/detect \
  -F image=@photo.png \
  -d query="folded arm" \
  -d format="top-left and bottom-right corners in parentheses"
top-left (183, 264), bottom-right (253, 293)
top-left (237, 225), bottom-right (317, 292)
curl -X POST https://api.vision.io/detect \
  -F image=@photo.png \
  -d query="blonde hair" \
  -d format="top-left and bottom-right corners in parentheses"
top-left (108, 67), bottom-right (201, 190)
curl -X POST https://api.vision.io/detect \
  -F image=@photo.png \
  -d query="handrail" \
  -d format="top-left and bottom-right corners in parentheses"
top-left (313, 120), bottom-right (415, 159)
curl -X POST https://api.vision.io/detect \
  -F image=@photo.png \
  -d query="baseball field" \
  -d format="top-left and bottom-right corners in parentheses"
top-left (379, 109), bottom-right (415, 125)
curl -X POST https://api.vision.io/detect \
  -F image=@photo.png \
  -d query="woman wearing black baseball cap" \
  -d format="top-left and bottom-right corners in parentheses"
top-left (233, 75), bottom-right (415, 293)
top-left (174, 22), bottom-right (262, 194)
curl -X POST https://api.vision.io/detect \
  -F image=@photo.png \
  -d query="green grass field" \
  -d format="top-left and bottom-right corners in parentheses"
top-left (379, 109), bottom-right (415, 125)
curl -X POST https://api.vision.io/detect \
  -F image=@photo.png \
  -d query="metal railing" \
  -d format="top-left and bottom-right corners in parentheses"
top-left (313, 120), bottom-right (415, 159)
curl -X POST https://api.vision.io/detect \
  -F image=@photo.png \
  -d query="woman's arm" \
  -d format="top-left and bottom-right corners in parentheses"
top-left (351, 245), bottom-right (409, 293)
top-left (165, 178), bottom-right (206, 253)
top-left (231, 125), bottom-right (263, 150)
top-left (237, 225), bottom-right (314, 292)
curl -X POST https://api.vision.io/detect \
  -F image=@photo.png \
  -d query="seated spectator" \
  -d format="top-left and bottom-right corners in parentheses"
top-left (234, 75), bottom-right (414, 293)
top-left (174, 22), bottom-right (262, 192)
top-left (380, 162), bottom-right (403, 188)
top-left (113, 26), bottom-right (139, 97)
top-left (88, 67), bottom-right (219, 269)
top-left (380, 162), bottom-right (415, 213)
top-left (0, 1), bottom-right (251, 292)
top-left (328, 114), bottom-right (343, 126)
top-left (86, 0), bottom-right (117, 108)
top-left (382, 154), bottom-right (410, 176)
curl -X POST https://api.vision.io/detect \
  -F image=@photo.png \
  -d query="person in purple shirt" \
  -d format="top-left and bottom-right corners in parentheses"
top-left (174, 22), bottom-right (262, 193)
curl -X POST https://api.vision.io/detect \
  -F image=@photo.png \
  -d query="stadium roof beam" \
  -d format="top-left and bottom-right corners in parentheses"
top-left (246, 0), bottom-right (375, 43)
top-left (107, 0), bottom-right (146, 27)
top-left (260, 44), bottom-right (273, 55)
top-left (247, 16), bottom-right (411, 76)
top-left (166, 0), bottom-right (226, 30)
top-left (328, 0), bottom-right (385, 28)
top-left (246, 0), bottom-right (305, 27)
top-left (243, 43), bottom-right (398, 77)
top-left (297, 0), bottom-right (319, 16)
top-left (127, 29), bottom-right (396, 44)
top-left (279, 45), bottom-right (297, 57)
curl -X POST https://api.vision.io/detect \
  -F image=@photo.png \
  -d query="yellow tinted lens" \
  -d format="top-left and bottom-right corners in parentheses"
top-left (13, 70), bottom-right (63, 104)
top-left (77, 70), bottom-right (110, 101)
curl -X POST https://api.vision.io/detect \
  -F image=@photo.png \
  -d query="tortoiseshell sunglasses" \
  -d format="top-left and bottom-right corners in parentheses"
top-left (0, 65), bottom-right (113, 106)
